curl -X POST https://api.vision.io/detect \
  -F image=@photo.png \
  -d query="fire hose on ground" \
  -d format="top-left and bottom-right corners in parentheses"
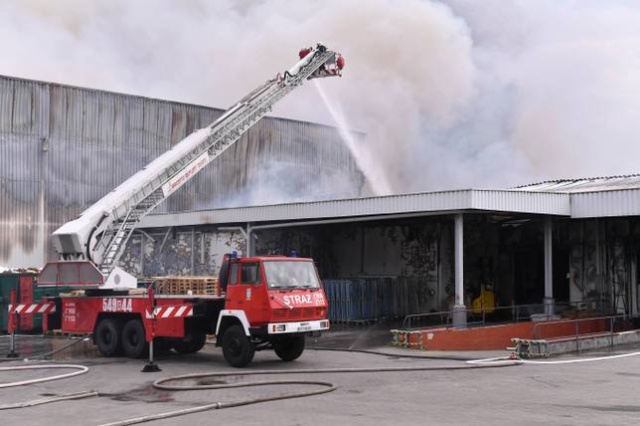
top-left (0, 363), bottom-right (96, 410)
top-left (0, 363), bottom-right (90, 388)
top-left (100, 347), bottom-right (640, 426)
top-left (0, 337), bottom-right (97, 409)
top-left (99, 360), bottom-right (522, 426)
top-left (2, 342), bottom-right (640, 424)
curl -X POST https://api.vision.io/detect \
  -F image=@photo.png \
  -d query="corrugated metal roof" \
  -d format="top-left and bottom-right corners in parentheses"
top-left (139, 189), bottom-right (571, 228)
top-left (571, 189), bottom-right (640, 218)
top-left (514, 174), bottom-right (640, 193)
top-left (512, 175), bottom-right (640, 218)
top-left (142, 173), bottom-right (640, 227)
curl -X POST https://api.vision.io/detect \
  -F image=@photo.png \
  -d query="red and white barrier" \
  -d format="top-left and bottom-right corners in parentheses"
top-left (145, 305), bottom-right (193, 319)
top-left (8, 302), bottom-right (56, 315)
top-left (6, 292), bottom-right (55, 357)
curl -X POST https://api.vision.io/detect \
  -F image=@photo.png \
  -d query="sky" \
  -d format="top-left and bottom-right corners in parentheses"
top-left (2, 0), bottom-right (640, 196)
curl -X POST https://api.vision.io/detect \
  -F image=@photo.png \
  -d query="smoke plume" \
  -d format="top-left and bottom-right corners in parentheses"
top-left (2, 0), bottom-right (640, 197)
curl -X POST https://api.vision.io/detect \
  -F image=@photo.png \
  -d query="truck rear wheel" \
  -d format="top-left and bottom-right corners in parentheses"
top-left (222, 325), bottom-right (255, 368)
top-left (95, 318), bottom-right (123, 357)
top-left (172, 331), bottom-right (207, 354)
top-left (274, 335), bottom-right (305, 362)
top-left (122, 319), bottom-right (147, 359)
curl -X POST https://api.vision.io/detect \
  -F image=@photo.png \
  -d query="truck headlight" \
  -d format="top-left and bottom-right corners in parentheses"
top-left (272, 324), bottom-right (286, 333)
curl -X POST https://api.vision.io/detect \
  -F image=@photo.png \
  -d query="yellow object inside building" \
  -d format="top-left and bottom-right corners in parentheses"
top-left (472, 285), bottom-right (496, 314)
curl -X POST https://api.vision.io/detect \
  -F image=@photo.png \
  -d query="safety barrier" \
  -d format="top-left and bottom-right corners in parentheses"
top-left (401, 301), bottom-right (611, 330)
top-left (513, 314), bottom-right (634, 357)
top-left (401, 303), bottom-right (550, 330)
top-left (10, 302), bottom-right (56, 315)
top-left (5, 291), bottom-right (59, 357)
top-left (533, 314), bottom-right (626, 341)
top-left (391, 329), bottom-right (425, 349)
top-left (1, 272), bottom-right (73, 333)
top-left (145, 305), bottom-right (193, 319)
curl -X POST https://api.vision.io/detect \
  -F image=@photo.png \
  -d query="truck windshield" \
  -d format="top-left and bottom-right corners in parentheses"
top-left (263, 261), bottom-right (321, 289)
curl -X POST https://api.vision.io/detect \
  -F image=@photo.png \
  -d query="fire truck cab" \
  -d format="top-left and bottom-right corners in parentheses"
top-left (216, 254), bottom-right (329, 367)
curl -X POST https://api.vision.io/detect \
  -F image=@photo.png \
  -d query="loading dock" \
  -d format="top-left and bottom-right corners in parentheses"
top-left (131, 180), bottom-right (640, 328)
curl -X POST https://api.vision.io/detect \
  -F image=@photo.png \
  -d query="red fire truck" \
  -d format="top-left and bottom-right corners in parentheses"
top-left (39, 254), bottom-right (329, 367)
top-left (28, 43), bottom-right (344, 368)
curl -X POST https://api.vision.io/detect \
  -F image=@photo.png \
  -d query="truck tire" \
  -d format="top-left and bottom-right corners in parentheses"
top-left (122, 319), bottom-right (147, 359)
top-left (274, 335), bottom-right (305, 362)
top-left (222, 325), bottom-right (255, 368)
top-left (172, 331), bottom-right (207, 354)
top-left (95, 318), bottom-right (123, 357)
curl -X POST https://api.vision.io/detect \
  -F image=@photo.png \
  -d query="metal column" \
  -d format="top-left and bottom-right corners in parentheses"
top-left (544, 218), bottom-right (555, 317)
top-left (452, 213), bottom-right (467, 327)
top-left (246, 223), bottom-right (253, 256)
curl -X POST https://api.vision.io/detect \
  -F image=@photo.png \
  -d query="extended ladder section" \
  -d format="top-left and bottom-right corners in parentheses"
top-left (52, 43), bottom-right (344, 281)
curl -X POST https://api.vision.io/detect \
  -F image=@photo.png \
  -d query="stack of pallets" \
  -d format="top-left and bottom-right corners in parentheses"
top-left (153, 276), bottom-right (220, 296)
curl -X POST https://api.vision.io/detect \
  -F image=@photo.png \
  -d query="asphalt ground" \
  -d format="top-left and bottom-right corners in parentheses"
top-left (1, 325), bottom-right (640, 426)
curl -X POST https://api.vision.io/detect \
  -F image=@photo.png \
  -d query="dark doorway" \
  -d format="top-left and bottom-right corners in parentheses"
top-left (553, 248), bottom-right (570, 302)
top-left (513, 250), bottom-right (544, 304)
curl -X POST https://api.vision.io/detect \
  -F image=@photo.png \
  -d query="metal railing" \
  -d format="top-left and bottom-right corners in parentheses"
top-left (401, 301), bottom-right (613, 330)
top-left (533, 314), bottom-right (628, 341)
top-left (509, 314), bottom-right (634, 356)
top-left (402, 303), bottom-right (544, 330)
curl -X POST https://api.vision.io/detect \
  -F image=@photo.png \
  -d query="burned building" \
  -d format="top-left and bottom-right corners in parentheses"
top-left (133, 178), bottom-right (640, 323)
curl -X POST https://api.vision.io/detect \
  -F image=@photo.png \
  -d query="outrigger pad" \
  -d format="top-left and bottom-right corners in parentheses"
top-left (141, 362), bottom-right (161, 373)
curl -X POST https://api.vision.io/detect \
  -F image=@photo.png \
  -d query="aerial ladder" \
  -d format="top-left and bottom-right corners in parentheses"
top-left (47, 43), bottom-right (345, 290)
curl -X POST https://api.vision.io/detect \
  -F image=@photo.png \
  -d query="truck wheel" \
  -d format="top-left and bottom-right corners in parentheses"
top-left (274, 335), bottom-right (305, 362)
top-left (95, 318), bottom-right (123, 357)
top-left (173, 331), bottom-right (207, 354)
top-left (222, 325), bottom-right (255, 368)
top-left (122, 319), bottom-right (147, 359)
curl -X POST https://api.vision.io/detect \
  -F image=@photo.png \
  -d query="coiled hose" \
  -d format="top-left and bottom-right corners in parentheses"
top-left (99, 359), bottom-right (520, 426)
top-left (0, 363), bottom-right (89, 388)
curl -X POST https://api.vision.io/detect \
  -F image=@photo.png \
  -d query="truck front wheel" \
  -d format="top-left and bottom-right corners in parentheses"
top-left (274, 335), bottom-right (305, 362)
top-left (95, 318), bottom-right (123, 357)
top-left (122, 319), bottom-right (147, 358)
top-left (222, 325), bottom-right (255, 368)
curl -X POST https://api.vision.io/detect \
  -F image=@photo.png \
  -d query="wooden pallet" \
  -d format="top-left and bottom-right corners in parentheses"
top-left (48, 329), bottom-right (90, 338)
top-left (153, 276), bottom-right (220, 296)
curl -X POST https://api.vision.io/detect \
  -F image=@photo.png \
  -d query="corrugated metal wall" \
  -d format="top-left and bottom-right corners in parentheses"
top-left (0, 75), bottom-right (367, 267)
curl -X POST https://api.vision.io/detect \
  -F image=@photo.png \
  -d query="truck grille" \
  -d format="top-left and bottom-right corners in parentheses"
top-left (273, 309), bottom-right (288, 320)
top-left (272, 307), bottom-right (324, 321)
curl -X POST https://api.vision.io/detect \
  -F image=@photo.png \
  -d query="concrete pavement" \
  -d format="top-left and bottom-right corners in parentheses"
top-left (1, 329), bottom-right (639, 425)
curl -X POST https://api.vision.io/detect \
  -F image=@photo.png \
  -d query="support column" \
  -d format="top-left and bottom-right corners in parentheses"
top-left (190, 227), bottom-right (195, 275)
top-left (452, 213), bottom-right (467, 327)
top-left (543, 218), bottom-right (555, 316)
top-left (246, 223), bottom-right (253, 257)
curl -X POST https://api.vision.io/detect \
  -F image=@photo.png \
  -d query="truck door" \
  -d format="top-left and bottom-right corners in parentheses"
top-left (226, 261), bottom-right (269, 324)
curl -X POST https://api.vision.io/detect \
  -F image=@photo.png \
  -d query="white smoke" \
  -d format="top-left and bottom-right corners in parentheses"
top-left (2, 0), bottom-right (639, 195)
top-left (443, 0), bottom-right (640, 186)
